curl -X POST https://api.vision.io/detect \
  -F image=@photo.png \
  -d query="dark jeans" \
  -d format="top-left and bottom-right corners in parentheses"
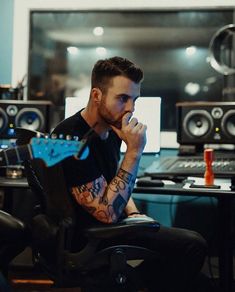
top-left (137, 226), bottom-right (207, 292)
top-left (100, 225), bottom-right (208, 292)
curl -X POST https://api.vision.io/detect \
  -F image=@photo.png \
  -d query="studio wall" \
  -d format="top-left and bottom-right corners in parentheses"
top-left (0, 0), bottom-right (14, 84)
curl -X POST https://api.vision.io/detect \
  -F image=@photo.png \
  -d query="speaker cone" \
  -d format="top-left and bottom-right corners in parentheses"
top-left (0, 108), bottom-right (8, 135)
top-left (15, 108), bottom-right (44, 131)
top-left (183, 110), bottom-right (213, 138)
top-left (221, 109), bottom-right (235, 137)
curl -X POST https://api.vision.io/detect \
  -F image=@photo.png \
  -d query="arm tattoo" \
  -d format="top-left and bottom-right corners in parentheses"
top-left (82, 205), bottom-right (96, 214)
top-left (99, 189), bottom-right (109, 205)
top-left (96, 210), bottom-right (109, 222)
top-left (70, 170), bottom-right (135, 223)
top-left (71, 176), bottom-right (107, 205)
top-left (109, 178), bottom-right (126, 193)
top-left (112, 194), bottom-right (127, 218)
top-left (108, 205), bottom-right (116, 221)
top-left (76, 180), bottom-right (102, 199)
top-left (117, 168), bottom-right (133, 183)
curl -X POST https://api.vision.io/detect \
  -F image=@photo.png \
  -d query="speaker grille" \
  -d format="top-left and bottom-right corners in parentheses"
top-left (183, 110), bottom-right (213, 138)
top-left (0, 108), bottom-right (8, 135)
top-left (222, 109), bottom-right (235, 138)
top-left (15, 108), bottom-right (44, 132)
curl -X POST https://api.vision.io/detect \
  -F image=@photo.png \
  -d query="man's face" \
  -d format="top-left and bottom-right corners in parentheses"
top-left (97, 76), bottom-right (141, 129)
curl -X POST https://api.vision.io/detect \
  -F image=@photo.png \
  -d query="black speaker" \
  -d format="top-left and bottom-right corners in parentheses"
top-left (177, 101), bottom-right (235, 145)
top-left (0, 100), bottom-right (52, 139)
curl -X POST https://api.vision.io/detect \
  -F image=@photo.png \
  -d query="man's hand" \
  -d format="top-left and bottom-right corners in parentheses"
top-left (127, 213), bottom-right (147, 218)
top-left (111, 112), bottom-right (147, 155)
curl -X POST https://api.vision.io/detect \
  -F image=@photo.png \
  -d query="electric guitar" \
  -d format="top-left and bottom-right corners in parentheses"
top-left (0, 137), bottom-right (89, 167)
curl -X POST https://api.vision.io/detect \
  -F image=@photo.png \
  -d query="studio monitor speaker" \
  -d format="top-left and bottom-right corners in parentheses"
top-left (0, 100), bottom-right (52, 139)
top-left (177, 101), bottom-right (235, 145)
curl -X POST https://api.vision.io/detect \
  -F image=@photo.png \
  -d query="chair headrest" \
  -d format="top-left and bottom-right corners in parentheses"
top-left (15, 127), bottom-right (44, 146)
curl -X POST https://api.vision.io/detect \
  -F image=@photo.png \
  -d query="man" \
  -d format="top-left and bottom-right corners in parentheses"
top-left (53, 56), bottom-right (208, 291)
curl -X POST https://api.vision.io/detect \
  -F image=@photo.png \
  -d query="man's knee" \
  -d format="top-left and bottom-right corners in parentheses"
top-left (184, 230), bottom-right (208, 263)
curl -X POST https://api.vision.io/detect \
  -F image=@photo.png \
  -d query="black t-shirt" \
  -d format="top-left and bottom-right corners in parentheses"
top-left (52, 110), bottom-right (122, 227)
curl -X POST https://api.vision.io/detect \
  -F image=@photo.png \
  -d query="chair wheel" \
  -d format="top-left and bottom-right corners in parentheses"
top-left (115, 273), bottom-right (127, 285)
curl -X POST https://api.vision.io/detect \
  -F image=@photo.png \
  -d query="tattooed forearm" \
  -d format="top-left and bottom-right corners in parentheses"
top-left (117, 168), bottom-right (133, 183)
top-left (71, 169), bottom-right (136, 223)
top-left (108, 168), bottom-right (133, 193)
top-left (96, 210), bottom-right (109, 222)
top-left (76, 179), bottom-right (102, 199)
top-left (71, 176), bottom-right (107, 205)
top-left (109, 178), bottom-right (126, 193)
top-left (99, 189), bottom-right (109, 205)
top-left (112, 194), bottom-right (127, 218)
top-left (82, 205), bottom-right (96, 214)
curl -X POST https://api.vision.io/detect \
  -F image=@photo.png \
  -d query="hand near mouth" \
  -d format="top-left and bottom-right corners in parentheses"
top-left (111, 112), bottom-right (147, 156)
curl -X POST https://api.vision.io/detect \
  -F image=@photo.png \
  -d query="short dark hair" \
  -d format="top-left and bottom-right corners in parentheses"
top-left (91, 56), bottom-right (144, 93)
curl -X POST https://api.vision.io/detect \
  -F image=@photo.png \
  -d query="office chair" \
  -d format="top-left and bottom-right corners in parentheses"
top-left (15, 127), bottom-right (160, 291)
top-left (0, 210), bottom-right (30, 276)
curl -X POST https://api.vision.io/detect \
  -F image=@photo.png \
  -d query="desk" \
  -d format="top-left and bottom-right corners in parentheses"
top-left (134, 181), bottom-right (235, 292)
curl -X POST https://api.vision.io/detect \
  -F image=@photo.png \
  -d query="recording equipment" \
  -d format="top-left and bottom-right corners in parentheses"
top-left (0, 85), bottom-right (18, 100)
top-left (0, 100), bottom-right (52, 139)
top-left (144, 154), bottom-right (235, 178)
top-left (177, 101), bottom-right (235, 148)
top-left (208, 24), bottom-right (235, 76)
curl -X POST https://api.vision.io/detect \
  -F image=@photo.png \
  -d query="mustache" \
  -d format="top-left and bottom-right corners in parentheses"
top-left (112, 112), bottom-right (133, 129)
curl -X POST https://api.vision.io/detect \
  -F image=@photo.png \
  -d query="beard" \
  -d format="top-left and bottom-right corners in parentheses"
top-left (98, 101), bottom-right (123, 129)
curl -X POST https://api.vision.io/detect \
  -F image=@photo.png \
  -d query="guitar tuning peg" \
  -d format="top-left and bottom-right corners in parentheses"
top-left (36, 132), bottom-right (41, 138)
top-left (73, 136), bottom-right (79, 141)
top-left (50, 133), bottom-right (57, 139)
top-left (59, 134), bottom-right (64, 139)
top-left (44, 134), bottom-right (49, 139)
top-left (66, 135), bottom-right (72, 140)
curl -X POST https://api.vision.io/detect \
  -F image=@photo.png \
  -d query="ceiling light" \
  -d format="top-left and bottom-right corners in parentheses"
top-left (67, 46), bottom-right (79, 55)
top-left (185, 46), bottom-right (197, 56)
top-left (93, 26), bottom-right (104, 36)
top-left (96, 47), bottom-right (107, 56)
top-left (184, 82), bottom-right (200, 95)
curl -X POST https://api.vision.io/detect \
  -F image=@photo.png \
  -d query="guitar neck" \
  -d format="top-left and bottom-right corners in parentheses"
top-left (0, 145), bottom-right (32, 166)
top-left (0, 137), bottom-right (89, 168)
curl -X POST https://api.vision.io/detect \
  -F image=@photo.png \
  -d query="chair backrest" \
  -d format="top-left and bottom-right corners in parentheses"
top-left (16, 128), bottom-right (78, 268)
top-left (15, 127), bottom-right (76, 223)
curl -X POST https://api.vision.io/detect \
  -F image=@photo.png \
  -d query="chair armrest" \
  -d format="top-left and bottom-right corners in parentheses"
top-left (32, 214), bottom-right (59, 240)
top-left (84, 217), bottom-right (160, 240)
top-left (0, 210), bottom-right (27, 240)
top-left (64, 217), bottom-right (160, 270)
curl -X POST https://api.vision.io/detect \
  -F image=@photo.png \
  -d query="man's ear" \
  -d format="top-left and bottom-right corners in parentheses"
top-left (91, 88), bottom-right (102, 104)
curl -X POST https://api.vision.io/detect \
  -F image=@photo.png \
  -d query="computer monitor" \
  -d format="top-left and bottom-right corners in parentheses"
top-left (65, 97), bottom-right (88, 119)
top-left (65, 96), bottom-right (161, 153)
top-left (120, 97), bottom-right (161, 154)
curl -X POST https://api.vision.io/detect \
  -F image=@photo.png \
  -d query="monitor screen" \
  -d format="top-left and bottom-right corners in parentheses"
top-left (65, 96), bottom-right (161, 154)
top-left (65, 97), bottom-right (87, 119)
top-left (121, 97), bottom-right (161, 154)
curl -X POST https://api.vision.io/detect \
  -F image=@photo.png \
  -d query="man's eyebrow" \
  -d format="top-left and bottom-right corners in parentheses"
top-left (116, 94), bottom-right (139, 101)
top-left (116, 93), bottom-right (130, 97)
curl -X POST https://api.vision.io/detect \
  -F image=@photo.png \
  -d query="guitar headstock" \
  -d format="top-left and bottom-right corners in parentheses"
top-left (30, 137), bottom-right (89, 167)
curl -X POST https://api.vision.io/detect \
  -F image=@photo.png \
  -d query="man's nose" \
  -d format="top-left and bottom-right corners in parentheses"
top-left (125, 99), bottom-right (135, 113)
